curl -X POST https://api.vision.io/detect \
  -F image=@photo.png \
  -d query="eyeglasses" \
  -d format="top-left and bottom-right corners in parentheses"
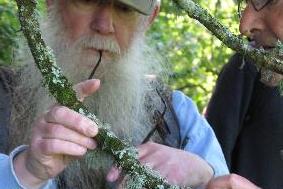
top-left (238, 0), bottom-right (273, 18)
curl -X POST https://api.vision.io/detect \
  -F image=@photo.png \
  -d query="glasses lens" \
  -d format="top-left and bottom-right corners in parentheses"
top-left (251, 0), bottom-right (271, 11)
top-left (238, 0), bottom-right (247, 18)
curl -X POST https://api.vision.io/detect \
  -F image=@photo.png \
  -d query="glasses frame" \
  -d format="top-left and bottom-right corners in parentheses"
top-left (238, 0), bottom-right (273, 18)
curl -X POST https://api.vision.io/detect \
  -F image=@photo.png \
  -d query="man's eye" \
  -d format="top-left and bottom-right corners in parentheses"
top-left (269, 0), bottom-right (279, 6)
top-left (81, 0), bottom-right (95, 5)
top-left (70, 0), bottom-right (97, 10)
top-left (115, 3), bottom-right (134, 13)
top-left (71, 0), bottom-right (94, 6)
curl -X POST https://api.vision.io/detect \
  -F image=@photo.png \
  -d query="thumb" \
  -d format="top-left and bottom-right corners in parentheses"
top-left (73, 79), bottom-right (100, 102)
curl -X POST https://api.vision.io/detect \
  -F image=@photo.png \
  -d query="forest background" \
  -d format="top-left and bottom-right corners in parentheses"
top-left (0, 0), bottom-right (239, 110)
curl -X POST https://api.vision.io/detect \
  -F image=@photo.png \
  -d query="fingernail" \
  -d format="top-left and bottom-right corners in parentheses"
top-left (88, 139), bottom-right (97, 150)
top-left (88, 125), bottom-right (98, 137)
top-left (94, 79), bottom-right (100, 85)
top-left (78, 146), bottom-right (87, 155)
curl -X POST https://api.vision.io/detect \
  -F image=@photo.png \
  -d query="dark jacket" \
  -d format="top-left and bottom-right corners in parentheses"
top-left (0, 67), bottom-right (13, 154)
top-left (206, 54), bottom-right (283, 189)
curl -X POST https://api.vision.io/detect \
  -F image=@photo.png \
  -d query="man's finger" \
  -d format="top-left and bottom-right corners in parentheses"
top-left (206, 175), bottom-right (231, 189)
top-left (45, 106), bottom-right (98, 137)
top-left (106, 166), bottom-right (121, 182)
top-left (206, 174), bottom-right (261, 189)
top-left (73, 79), bottom-right (100, 101)
top-left (41, 123), bottom-right (97, 150)
top-left (36, 138), bottom-right (88, 156)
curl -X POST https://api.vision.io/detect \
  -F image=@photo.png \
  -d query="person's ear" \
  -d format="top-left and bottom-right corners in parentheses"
top-left (141, 4), bottom-right (160, 33)
top-left (147, 4), bottom-right (160, 27)
top-left (46, 0), bottom-right (53, 8)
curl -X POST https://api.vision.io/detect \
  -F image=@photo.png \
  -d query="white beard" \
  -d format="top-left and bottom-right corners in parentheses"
top-left (41, 7), bottom-right (161, 145)
top-left (10, 3), bottom-right (168, 189)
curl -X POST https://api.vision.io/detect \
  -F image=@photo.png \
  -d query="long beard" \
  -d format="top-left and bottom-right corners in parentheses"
top-left (10, 4), bottom-right (168, 189)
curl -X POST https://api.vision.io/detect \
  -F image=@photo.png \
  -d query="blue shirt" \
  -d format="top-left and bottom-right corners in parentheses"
top-left (0, 145), bottom-right (56, 189)
top-left (0, 91), bottom-right (228, 188)
top-left (172, 91), bottom-right (229, 176)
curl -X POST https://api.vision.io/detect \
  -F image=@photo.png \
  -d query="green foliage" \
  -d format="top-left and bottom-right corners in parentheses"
top-left (0, 0), bottom-right (19, 65)
top-left (0, 0), bottom-right (46, 66)
top-left (148, 0), bottom-right (239, 109)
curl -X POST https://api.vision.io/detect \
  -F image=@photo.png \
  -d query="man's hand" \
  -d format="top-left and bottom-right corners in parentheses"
top-left (107, 142), bottom-right (214, 188)
top-left (13, 79), bottom-right (101, 189)
top-left (206, 174), bottom-right (261, 189)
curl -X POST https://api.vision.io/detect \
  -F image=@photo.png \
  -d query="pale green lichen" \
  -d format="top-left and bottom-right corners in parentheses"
top-left (113, 147), bottom-right (138, 160)
top-left (156, 185), bottom-right (165, 189)
top-left (51, 66), bottom-right (61, 78)
top-left (124, 173), bottom-right (146, 189)
top-left (78, 108), bottom-right (86, 115)
top-left (46, 46), bottom-right (56, 62)
top-left (51, 66), bottom-right (64, 87)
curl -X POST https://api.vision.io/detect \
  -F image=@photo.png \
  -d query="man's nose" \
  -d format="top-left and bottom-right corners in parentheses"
top-left (90, 5), bottom-right (114, 35)
top-left (239, 4), bottom-right (265, 37)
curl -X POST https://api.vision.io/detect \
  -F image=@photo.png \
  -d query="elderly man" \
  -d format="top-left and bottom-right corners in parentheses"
top-left (206, 0), bottom-right (283, 188)
top-left (0, 0), bottom-right (228, 188)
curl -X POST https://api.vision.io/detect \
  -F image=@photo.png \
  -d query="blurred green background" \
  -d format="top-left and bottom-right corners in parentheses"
top-left (0, 0), bottom-right (239, 111)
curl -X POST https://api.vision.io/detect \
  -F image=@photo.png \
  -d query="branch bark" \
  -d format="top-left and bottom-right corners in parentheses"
top-left (15, 0), bottom-right (189, 188)
top-left (173, 0), bottom-right (283, 76)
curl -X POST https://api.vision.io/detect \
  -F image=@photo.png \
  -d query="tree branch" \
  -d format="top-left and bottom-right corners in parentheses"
top-left (172, 0), bottom-right (283, 76)
top-left (15, 0), bottom-right (189, 188)
top-left (177, 83), bottom-right (208, 93)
